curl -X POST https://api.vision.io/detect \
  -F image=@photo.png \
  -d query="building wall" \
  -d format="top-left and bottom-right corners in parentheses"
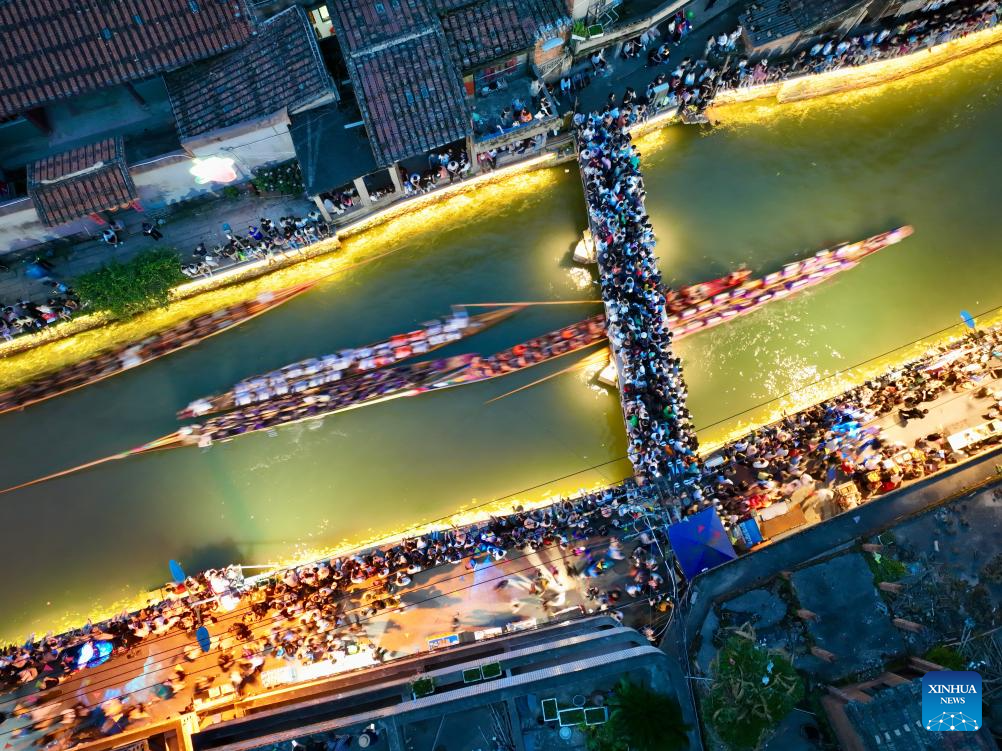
top-left (129, 152), bottom-right (220, 210)
top-left (532, 30), bottom-right (572, 79)
top-left (742, 28), bottom-right (802, 57)
top-left (0, 198), bottom-right (95, 255)
top-left (184, 117), bottom-right (298, 174)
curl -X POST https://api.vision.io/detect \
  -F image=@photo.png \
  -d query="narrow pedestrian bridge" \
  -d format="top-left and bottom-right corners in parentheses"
top-left (575, 114), bottom-right (702, 502)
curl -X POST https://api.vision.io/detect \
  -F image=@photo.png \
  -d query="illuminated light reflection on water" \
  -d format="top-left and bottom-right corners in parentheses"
top-left (3, 43), bottom-right (1002, 640)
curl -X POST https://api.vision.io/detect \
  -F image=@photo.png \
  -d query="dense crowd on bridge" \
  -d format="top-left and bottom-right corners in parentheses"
top-left (576, 111), bottom-right (701, 480)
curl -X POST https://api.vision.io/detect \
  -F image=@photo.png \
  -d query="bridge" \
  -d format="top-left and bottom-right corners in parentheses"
top-left (575, 116), bottom-right (701, 511)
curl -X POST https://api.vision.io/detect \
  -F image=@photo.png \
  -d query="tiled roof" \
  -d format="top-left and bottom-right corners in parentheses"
top-left (743, 0), bottom-right (863, 43)
top-left (844, 683), bottom-right (995, 751)
top-left (346, 30), bottom-right (470, 165)
top-left (327, 0), bottom-right (434, 54)
top-left (428, 0), bottom-right (479, 11)
top-left (788, 0), bottom-right (864, 30)
top-left (0, 0), bottom-right (255, 118)
top-left (441, 0), bottom-right (569, 68)
top-left (28, 137), bottom-right (137, 226)
top-left (165, 7), bottom-right (336, 140)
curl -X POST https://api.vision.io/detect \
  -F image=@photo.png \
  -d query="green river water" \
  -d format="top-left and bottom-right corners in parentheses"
top-left (2, 44), bottom-right (1002, 641)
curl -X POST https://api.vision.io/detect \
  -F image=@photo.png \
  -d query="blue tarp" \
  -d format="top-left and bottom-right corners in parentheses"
top-left (668, 507), bottom-right (738, 579)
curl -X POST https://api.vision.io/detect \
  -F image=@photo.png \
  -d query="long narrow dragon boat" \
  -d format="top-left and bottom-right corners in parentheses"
top-left (179, 305), bottom-right (521, 419)
top-left (0, 282), bottom-right (316, 416)
top-left (169, 355), bottom-right (476, 449)
top-left (666, 226), bottom-right (912, 336)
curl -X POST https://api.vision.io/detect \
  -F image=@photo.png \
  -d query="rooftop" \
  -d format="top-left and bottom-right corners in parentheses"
top-left (843, 683), bottom-right (995, 750)
top-left (27, 137), bottom-right (137, 226)
top-left (165, 7), bottom-right (337, 141)
top-left (289, 104), bottom-right (378, 196)
top-left (0, 0), bottom-right (255, 119)
top-left (440, 0), bottom-right (569, 69)
top-left (327, 0), bottom-right (435, 55)
top-left (346, 30), bottom-right (470, 166)
top-left (742, 0), bottom-right (864, 44)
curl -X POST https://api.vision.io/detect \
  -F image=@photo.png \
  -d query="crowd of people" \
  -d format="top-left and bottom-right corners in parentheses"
top-left (0, 482), bottom-right (668, 747)
top-left (1, 279), bottom-right (79, 341)
top-left (474, 78), bottom-right (561, 140)
top-left (400, 148), bottom-right (471, 196)
top-left (576, 112), bottom-right (701, 481)
top-left (183, 213), bottom-right (335, 279)
top-left (691, 325), bottom-right (1002, 533)
top-left (718, 0), bottom-right (1000, 90)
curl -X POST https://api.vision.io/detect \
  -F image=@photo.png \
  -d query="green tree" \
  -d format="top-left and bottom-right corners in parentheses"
top-left (705, 634), bottom-right (804, 749)
top-left (75, 248), bottom-right (185, 319)
top-left (588, 678), bottom-right (690, 751)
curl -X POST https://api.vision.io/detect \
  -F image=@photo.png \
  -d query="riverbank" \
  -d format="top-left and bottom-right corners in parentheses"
top-left (711, 21), bottom-right (1002, 111)
top-left (0, 161), bottom-right (562, 388)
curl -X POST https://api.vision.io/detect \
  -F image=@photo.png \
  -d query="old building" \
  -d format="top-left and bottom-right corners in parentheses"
top-left (298, 0), bottom-right (570, 211)
top-left (740, 0), bottom-right (871, 56)
top-left (0, 0), bottom-right (336, 251)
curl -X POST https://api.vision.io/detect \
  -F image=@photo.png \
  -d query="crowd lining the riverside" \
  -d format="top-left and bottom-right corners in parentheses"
top-left (717, 0), bottom-right (1002, 91)
top-left (0, 483), bottom-right (667, 747)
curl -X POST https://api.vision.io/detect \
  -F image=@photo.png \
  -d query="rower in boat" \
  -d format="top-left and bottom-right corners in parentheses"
top-left (188, 356), bottom-right (473, 442)
top-left (0, 283), bottom-right (315, 417)
top-left (178, 306), bottom-right (520, 419)
top-left (664, 266), bottom-right (751, 313)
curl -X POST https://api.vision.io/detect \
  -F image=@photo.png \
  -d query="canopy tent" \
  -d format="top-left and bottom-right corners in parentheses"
top-left (668, 507), bottom-right (737, 579)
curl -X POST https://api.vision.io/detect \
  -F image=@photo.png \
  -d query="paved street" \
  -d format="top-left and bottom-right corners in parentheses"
top-left (0, 192), bottom-right (315, 310)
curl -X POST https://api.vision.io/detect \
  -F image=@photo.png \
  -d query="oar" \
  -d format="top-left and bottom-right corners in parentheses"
top-left (0, 432), bottom-right (179, 495)
top-left (485, 347), bottom-right (609, 404)
top-left (457, 300), bottom-right (602, 307)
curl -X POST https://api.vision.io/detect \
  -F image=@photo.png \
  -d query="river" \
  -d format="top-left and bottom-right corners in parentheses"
top-left (2, 42), bottom-right (1002, 641)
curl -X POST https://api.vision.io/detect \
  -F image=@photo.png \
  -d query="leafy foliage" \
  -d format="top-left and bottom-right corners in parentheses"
top-left (705, 635), bottom-right (804, 750)
top-left (924, 645), bottom-right (966, 671)
top-left (588, 678), bottom-right (690, 751)
top-left (411, 676), bottom-right (435, 698)
top-left (75, 248), bottom-right (185, 319)
top-left (866, 552), bottom-right (908, 584)
top-left (251, 160), bottom-right (304, 195)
